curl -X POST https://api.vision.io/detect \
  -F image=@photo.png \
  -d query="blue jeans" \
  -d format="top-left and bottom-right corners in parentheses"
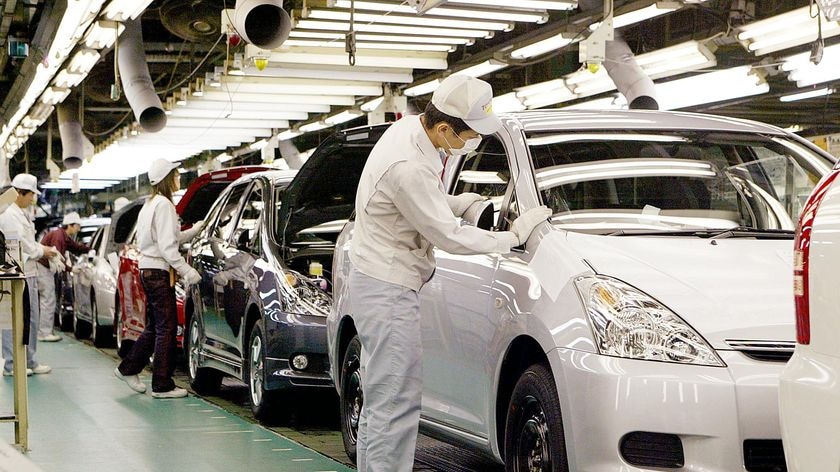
top-left (3, 275), bottom-right (40, 372)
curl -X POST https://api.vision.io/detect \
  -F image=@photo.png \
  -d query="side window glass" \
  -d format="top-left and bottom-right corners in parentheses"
top-left (213, 184), bottom-right (248, 241)
top-left (236, 183), bottom-right (264, 251)
top-left (453, 135), bottom-right (512, 227)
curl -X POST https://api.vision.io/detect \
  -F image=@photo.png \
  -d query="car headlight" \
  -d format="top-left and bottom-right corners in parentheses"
top-left (574, 275), bottom-right (724, 367)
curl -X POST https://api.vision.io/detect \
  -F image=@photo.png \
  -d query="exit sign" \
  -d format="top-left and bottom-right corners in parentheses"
top-left (817, 0), bottom-right (840, 21)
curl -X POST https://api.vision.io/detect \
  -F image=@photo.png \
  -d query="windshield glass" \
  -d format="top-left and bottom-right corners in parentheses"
top-left (527, 132), bottom-right (832, 234)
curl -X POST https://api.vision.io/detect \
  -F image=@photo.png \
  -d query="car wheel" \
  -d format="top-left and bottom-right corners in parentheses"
top-left (339, 335), bottom-right (362, 463)
top-left (186, 315), bottom-right (222, 395)
top-left (73, 308), bottom-right (91, 340)
top-left (245, 319), bottom-right (280, 422)
top-left (91, 292), bottom-right (113, 348)
top-left (504, 363), bottom-right (568, 472)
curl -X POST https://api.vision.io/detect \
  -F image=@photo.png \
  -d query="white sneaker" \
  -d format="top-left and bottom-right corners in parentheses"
top-left (151, 387), bottom-right (188, 399)
top-left (3, 368), bottom-right (33, 376)
top-left (31, 365), bottom-right (51, 374)
top-left (37, 334), bottom-right (62, 342)
top-left (114, 367), bottom-right (146, 393)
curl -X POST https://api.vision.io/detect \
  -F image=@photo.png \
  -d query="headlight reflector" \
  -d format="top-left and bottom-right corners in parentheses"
top-left (575, 276), bottom-right (724, 367)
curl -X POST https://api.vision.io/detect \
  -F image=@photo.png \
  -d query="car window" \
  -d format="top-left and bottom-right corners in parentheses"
top-left (236, 182), bottom-right (264, 251)
top-left (527, 132), bottom-right (831, 233)
top-left (89, 227), bottom-right (103, 253)
top-left (453, 135), bottom-right (512, 228)
top-left (179, 182), bottom-right (231, 226)
top-left (113, 203), bottom-right (142, 244)
top-left (211, 183), bottom-right (248, 242)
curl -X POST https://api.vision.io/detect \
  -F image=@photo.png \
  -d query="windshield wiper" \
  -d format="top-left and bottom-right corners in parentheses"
top-left (608, 226), bottom-right (795, 239)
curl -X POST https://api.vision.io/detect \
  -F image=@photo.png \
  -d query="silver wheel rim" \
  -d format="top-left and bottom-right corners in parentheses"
top-left (249, 334), bottom-right (264, 407)
top-left (91, 296), bottom-right (98, 338)
top-left (189, 319), bottom-right (201, 380)
top-left (116, 312), bottom-right (123, 348)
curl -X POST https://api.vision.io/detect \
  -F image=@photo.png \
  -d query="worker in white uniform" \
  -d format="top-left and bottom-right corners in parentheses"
top-left (0, 174), bottom-right (57, 376)
top-left (114, 159), bottom-right (202, 398)
top-left (348, 75), bottom-right (552, 471)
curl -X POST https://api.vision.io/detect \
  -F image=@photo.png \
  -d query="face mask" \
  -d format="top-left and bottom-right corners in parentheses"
top-left (443, 131), bottom-right (482, 156)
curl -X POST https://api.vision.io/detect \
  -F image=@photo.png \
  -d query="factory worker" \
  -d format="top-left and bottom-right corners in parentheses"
top-left (348, 75), bottom-right (551, 471)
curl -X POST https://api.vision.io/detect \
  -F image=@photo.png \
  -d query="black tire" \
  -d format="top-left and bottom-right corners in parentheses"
top-left (244, 319), bottom-right (280, 422)
top-left (339, 336), bottom-right (362, 464)
top-left (186, 315), bottom-right (222, 395)
top-left (73, 309), bottom-right (91, 340)
top-left (91, 293), bottom-right (114, 348)
top-left (504, 363), bottom-right (568, 472)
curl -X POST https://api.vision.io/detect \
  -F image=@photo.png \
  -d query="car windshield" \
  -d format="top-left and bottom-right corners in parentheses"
top-left (527, 132), bottom-right (833, 234)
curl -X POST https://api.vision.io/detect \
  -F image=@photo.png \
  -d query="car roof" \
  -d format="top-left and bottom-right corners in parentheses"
top-left (229, 169), bottom-right (298, 186)
top-left (506, 109), bottom-right (788, 135)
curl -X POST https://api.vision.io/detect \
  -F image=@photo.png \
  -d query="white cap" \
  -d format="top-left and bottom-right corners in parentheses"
top-left (62, 212), bottom-right (82, 226)
top-left (113, 197), bottom-right (130, 212)
top-left (431, 75), bottom-right (502, 135)
top-left (148, 158), bottom-right (180, 186)
top-left (11, 173), bottom-right (41, 196)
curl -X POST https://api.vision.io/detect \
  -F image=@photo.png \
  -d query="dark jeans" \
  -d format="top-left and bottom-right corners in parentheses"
top-left (118, 269), bottom-right (177, 393)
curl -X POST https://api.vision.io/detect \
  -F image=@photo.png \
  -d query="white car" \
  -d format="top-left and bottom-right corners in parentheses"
top-left (326, 110), bottom-right (833, 471)
top-left (779, 163), bottom-right (840, 471)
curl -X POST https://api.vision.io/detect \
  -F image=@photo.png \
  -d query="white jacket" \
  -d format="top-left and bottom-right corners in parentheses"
top-left (350, 115), bottom-right (516, 291)
top-left (136, 195), bottom-right (191, 276)
top-left (0, 204), bottom-right (43, 275)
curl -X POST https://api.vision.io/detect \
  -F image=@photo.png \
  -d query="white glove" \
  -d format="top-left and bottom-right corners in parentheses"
top-left (510, 206), bottom-right (552, 245)
top-left (449, 193), bottom-right (485, 217)
top-left (179, 220), bottom-right (205, 243)
top-left (182, 268), bottom-right (202, 287)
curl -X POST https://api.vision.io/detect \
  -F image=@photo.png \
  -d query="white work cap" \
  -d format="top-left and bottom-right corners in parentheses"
top-left (113, 197), bottom-right (130, 212)
top-left (11, 173), bottom-right (41, 196)
top-left (62, 212), bottom-right (82, 226)
top-left (148, 158), bottom-right (180, 186)
top-left (431, 75), bottom-right (502, 135)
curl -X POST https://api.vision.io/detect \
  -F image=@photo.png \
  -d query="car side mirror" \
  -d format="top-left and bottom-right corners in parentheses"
top-left (462, 200), bottom-right (495, 231)
top-left (87, 249), bottom-right (96, 262)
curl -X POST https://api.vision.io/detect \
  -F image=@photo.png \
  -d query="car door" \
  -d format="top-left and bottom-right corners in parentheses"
top-left (75, 226), bottom-right (103, 320)
top-left (419, 135), bottom-right (514, 436)
top-left (192, 183), bottom-right (248, 359)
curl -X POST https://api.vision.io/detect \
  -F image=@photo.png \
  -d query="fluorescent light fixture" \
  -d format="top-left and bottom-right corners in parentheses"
top-left (781, 43), bottom-right (840, 87)
top-left (53, 70), bottom-right (86, 89)
top-left (361, 96), bottom-right (385, 112)
top-left (216, 153), bottom-right (233, 163)
top-left (306, 9), bottom-right (513, 31)
top-left (266, 47), bottom-right (448, 70)
top-left (492, 92), bottom-right (526, 113)
top-left (205, 90), bottom-right (355, 106)
top-left (185, 99), bottom-right (330, 114)
top-left (289, 30), bottom-right (472, 46)
top-left (515, 79), bottom-right (576, 109)
top-left (657, 65), bottom-right (769, 109)
top-left (249, 139), bottom-right (268, 150)
top-left (277, 129), bottom-right (303, 141)
top-left (325, 109), bottom-right (364, 125)
top-left (447, 0), bottom-right (576, 10)
top-left (103, 0), bottom-right (154, 21)
top-left (167, 108), bottom-right (308, 121)
top-left (634, 40), bottom-right (717, 78)
top-left (283, 38), bottom-right (454, 53)
top-left (780, 87), bottom-right (834, 102)
top-left (737, 6), bottom-right (840, 56)
top-left (511, 33), bottom-right (578, 59)
top-left (83, 20), bottom-right (124, 49)
top-left (40, 86), bottom-right (71, 106)
top-left (166, 118), bottom-right (289, 129)
top-left (220, 76), bottom-right (384, 96)
top-left (331, 0), bottom-right (550, 23)
top-left (457, 60), bottom-right (507, 78)
top-left (299, 121), bottom-right (331, 133)
top-left (236, 61), bottom-right (414, 83)
top-left (612, 1), bottom-right (682, 29)
top-left (294, 19), bottom-right (492, 40)
top-left (404, 79), bottom-right (442, 97)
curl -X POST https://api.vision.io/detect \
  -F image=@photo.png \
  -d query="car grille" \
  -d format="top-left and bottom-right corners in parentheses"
top-left (619, 432), bottom-right (684, 469)
top-left (744, 439), bottom-right (787, 471)
top-left (725, 340), bottom-right (795, 362)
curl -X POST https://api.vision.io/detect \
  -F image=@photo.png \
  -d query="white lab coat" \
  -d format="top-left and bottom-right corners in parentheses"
top-left (350, 115), bottom-right (516, 291)
top-left (0, 204), bottom-right (43, 274)
top-left (136, 195), bottom-right (192, 277)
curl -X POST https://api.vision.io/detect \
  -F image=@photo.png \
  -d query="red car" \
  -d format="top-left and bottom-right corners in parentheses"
top-left (115, 166), bottom-right (273, 356)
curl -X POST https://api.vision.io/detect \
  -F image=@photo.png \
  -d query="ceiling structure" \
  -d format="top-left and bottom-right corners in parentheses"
top-left (0, 0), bottom-right (838, 192)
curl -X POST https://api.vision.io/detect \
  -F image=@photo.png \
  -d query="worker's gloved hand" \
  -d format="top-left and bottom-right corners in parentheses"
top-left (510, 206), bottom-right (552, 245)
top-left (179, 220), bottom-right (205, 244)
top-left (449, 193), bottom-right (485, 217)
top-left (183, 268), bottom-right (202, 287)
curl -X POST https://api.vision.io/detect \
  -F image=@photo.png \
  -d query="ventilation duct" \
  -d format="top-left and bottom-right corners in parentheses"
top-left (118, 18), bottom-right (167, 132)
top-left (278, 139), bottom-right (304, 169)
top-left (579, 0), bottom-right (658, 109)
top-left (57, 96), bottom-right (85, 170)
top-left (234, 0), bottom-right (291, 49)
top-left (160, 0), bottom-right (224, 43)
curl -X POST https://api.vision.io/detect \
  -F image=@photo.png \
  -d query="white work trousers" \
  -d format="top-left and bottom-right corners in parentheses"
top-left (2, 275), bottom-right (40, 372)
top-left (350, 268), bottom-right (422, 472)
top-left (36, 264), bottom-right (57, 337)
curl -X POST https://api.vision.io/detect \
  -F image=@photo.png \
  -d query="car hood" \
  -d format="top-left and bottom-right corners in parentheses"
top-left (562, 231), bottom-right (795, 348)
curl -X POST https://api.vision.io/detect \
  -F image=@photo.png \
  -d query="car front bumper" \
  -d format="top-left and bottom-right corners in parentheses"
top-left (551, 348), bottom-right (785, 471)
top-left (779, 347), bottom-right (840, 472)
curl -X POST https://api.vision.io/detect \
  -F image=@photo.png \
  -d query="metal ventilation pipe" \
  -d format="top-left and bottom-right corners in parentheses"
top-left (234, 0), bottom-right (291, 49)
top-left (579, 0), bottom-right (658, 109)
top-left (118, 18), bottom-right (167, 132)
top-left (57, 96), bottom-right (84, 169)
top-left (278, 139), bottom-right (304, 169)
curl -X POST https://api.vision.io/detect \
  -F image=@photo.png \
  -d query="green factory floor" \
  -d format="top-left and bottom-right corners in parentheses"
top-left (0, 337), bottom-right (353, 472)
